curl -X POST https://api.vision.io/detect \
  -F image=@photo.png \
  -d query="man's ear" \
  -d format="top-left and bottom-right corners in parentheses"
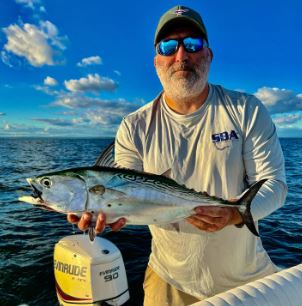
top-left (154, 56), bottom-right (157, 67)
top-left (207, 48), bottom-right (214, 62)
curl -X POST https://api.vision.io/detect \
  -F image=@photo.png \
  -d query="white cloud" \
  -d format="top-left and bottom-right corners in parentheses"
top-left (44, 76), bottom-right (58, 86)
top-left (16, 0), bottom-right (37, 9)
top-left (53, 93), bottom-right (139, 112)
top-left (57, 110), bottom-right (79, 116)
top-left (34, 85), bottom-right (60, 96)
top-left (2, 20), bottom-right (66, 67)
top-left (77, 56), bottom-right (102, 67)
top-left (54, 94), bottom-right (100, 108)
top-left (16, 0), bottom-right (46, 12)
top-left (114, 70), bottom-right (121, 76)
top-left (32, 113), bottom-right (122, 130)
top-left (33, 118), bottom-right (82, 126)
top-left (0, 121), bottom-right (74, 137)
top-left (0, 91), bottom-right (144, 136)
top-left (55, 95), bottom-right (141, 127)
top-left (273, 114), bottom-right (302, 125)
top-left (84, 109), bottom-right (126, 126)
top-left (64, 74), bottom-right (117, 93)
top-left (1, 51), bottom-right (13, 67)
top-left (0, 121), bottom-right (116, 137)
top-left (40, 20), bottom-right (66, 49)
top-left (255, 87), bottom-right (302, 114)
top-left (52, 93), bottom-right (141, 126)
top-left (33, 110), bottom-right (123, 128)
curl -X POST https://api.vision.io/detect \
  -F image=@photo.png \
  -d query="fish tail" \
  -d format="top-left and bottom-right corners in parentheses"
top-left (237, 179), bottom-right (267, 237)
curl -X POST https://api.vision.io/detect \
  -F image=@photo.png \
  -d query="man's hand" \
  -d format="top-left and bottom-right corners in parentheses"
top-left (186, 206), bottom-right (243, 232)
top-left (67, 212), bottom-right (126, 234)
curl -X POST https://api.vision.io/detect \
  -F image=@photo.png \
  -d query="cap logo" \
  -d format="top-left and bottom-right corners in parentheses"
top-left (174, 8), bottom-right (189, 15)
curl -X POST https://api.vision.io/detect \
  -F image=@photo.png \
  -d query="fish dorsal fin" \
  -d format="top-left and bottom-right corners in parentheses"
top-left (161, 169), bottom-right (172, 178)
top-left (94, 141), bottom-right (118, 167)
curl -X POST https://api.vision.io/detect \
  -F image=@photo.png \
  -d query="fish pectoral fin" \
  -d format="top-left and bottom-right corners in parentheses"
top-left (89, 184), bottom-right (106, 195)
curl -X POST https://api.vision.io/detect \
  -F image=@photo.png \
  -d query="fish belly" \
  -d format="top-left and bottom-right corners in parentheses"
top-left (92, 188), bottom-right (197, 225)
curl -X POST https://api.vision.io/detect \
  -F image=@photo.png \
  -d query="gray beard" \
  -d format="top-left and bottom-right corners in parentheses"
top-left (156, 60), bottom-right (210, 103)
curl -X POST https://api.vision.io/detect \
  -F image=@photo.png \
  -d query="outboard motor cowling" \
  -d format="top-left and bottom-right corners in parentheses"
top-left (54, 234), bottom-right (129, 306)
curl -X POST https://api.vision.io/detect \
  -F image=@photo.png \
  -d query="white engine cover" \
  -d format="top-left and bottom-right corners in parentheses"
top-left (54, 234), bottom-right (129, 306)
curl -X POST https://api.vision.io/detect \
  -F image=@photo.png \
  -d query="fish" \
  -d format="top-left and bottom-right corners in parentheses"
top-left (19, 142), bottom-right (266, 237)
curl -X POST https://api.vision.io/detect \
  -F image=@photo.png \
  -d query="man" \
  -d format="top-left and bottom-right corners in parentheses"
top-left (69, 5), bottom-right (287, 305)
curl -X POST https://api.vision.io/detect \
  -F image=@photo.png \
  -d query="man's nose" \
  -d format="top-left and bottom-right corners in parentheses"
top-left (175, 44), bottom-right (189, 61)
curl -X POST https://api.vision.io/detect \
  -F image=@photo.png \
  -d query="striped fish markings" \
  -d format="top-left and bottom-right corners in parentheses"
top-left (19, 142), bottom-right (266, 237)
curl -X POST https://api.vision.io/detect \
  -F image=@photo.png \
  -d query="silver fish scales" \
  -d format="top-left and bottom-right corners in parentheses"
top-left (19, 142), bottom-right (266, 237)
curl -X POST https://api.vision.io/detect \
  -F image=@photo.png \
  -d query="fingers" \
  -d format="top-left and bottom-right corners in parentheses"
top-left (67, 212), bottom-right (93, 231)
top-left (192, 214), bottom-right (227, 226)
top-left (186, 206), bottom-right (234, 232)
top-left (95, 212), bottom-right (106, 234)
top-left (67, 213), bottom-right (80, 224)
top-left (109, 218), bottom-right (126, 232)
top-left (67, 212), bottom-right (126, 234)
top-left (195, 207), bottom-right (230, 228)
top-left (195, 206), bottom-right (228, 217)
top-left (186, 216), bottom-right (221, 232)
top-left (77, 212), bottom-right (93, 231)
top-left (95, 213), bottom-right (126, 233)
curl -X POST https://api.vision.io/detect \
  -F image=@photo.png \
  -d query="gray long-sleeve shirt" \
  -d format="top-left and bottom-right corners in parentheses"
top-left (115, 84), bottom-right (287, 299)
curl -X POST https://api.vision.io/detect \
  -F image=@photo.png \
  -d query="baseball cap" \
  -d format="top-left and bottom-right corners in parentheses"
top-left (154, 5), bottom-right (208, 46)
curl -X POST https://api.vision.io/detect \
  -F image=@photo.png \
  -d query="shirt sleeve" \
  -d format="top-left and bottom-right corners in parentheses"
top-left (115, 118), bottom-right (143, 171)
top-left (243, 96), bottom-right (287, 221)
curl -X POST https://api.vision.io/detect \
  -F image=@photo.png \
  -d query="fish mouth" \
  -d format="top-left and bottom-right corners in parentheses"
top-left (28, 181), bottom-right (43, 202)
top-left (32, 185), bottom-right (43, 200)
top-left (25, 179), bottom-right (60, 212)
top-left (26, 178), bottom-right (47, 206)
top-left (35, 203), bottom-right (57, 212)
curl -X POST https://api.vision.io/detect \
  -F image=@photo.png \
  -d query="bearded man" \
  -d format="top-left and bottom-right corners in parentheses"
top-left (70, 5), bottom-right (287, 305)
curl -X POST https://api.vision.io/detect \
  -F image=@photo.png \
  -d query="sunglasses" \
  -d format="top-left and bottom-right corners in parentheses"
top-left (156, 37), bottom-right (207, 56)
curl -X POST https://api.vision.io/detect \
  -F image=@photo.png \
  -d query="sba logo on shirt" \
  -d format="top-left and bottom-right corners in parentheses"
top-left (212, 130), bottom-right (239, 143)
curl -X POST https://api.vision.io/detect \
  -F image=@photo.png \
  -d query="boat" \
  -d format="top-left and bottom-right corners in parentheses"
top-left (190, 264), bottom-right (302, 305)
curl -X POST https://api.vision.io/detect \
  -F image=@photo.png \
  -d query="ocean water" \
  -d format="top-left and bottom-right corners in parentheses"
top-left (0, 137), bottom-right (301, 306)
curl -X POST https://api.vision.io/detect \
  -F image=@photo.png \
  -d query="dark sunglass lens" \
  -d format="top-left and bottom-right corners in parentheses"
top-left (158, 39), bottom-right (178, 56)
top-left (183, 37), bottom-right (203, 53)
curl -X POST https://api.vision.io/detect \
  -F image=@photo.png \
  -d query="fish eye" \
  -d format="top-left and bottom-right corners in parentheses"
top-left (40, 177), bottom-right (52, 188)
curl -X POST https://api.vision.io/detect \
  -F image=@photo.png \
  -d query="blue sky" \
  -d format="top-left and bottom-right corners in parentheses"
top-left (0, 0), bottom-right (301, 138)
